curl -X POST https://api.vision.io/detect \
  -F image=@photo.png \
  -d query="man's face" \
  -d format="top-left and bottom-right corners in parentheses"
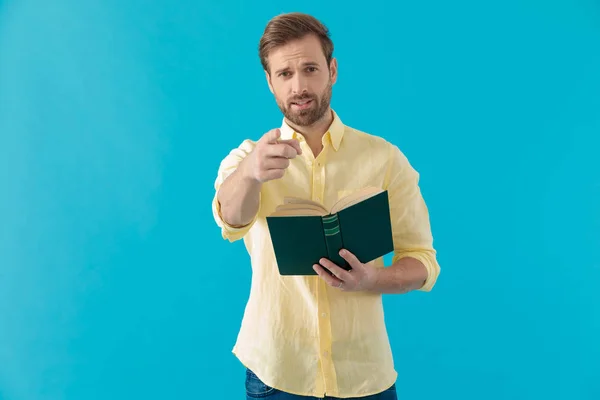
top-left (266, 34), bottom-right (337, 127)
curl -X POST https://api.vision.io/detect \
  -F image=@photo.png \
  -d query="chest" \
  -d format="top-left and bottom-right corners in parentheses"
top-left (258, 149), bottom-right (389, 217)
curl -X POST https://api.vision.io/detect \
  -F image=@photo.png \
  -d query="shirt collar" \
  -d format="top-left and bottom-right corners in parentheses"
top-left (279, 109), bottom-right (345, 151)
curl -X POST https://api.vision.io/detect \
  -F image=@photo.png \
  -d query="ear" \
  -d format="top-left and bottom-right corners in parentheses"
top-left (265, 70), bottom-right (274, 94)
top-left (329, 57), bottom-right (338, 85)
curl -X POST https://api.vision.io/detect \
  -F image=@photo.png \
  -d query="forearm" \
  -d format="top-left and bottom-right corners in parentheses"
top-left (217, 162), bottom-right (262, 227)
top-left (370, 257), bottom-right (428, 294)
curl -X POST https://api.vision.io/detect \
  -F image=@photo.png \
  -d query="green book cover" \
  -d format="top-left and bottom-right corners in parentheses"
top-left (266, 188), bottom-right (394, 275)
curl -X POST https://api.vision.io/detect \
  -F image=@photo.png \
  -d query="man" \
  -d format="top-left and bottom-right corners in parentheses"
top-left (212, 12), bottom-right (440, 400)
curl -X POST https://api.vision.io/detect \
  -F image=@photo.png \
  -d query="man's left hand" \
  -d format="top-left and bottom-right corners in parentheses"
top-left (313, 249), bottom-right (379, 292)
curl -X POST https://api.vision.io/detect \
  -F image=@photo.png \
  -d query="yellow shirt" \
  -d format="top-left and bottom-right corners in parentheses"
top-left (211, 110), bottom-right (440, 398)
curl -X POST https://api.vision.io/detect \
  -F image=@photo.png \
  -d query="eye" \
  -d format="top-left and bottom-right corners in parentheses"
top-left (279, 71), bottom-right (291, 77)
top-left (307, 66), bottom-right (317, 72)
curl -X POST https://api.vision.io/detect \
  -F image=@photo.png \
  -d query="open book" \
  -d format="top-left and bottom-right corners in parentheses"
top-left (266, 187), bottom-right (394, 275)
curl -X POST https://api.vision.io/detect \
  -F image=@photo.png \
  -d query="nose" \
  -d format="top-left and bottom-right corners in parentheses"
top-left (291, 73), bottom-right (308, 95)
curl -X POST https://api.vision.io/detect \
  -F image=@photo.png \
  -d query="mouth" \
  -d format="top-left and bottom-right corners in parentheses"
top-left (290, 99), bottom-right (313, 110)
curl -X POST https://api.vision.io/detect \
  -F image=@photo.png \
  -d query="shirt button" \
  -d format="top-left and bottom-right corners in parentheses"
top-left (323, 351), bottom-right (329, 357)
top-left (321, 312), bottom-right (327, 317)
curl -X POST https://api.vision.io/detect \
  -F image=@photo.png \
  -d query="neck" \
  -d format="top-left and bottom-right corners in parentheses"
top-left (286, 108), bottom-right (334, 156)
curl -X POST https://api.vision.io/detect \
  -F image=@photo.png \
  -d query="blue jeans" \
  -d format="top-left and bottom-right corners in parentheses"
top-left (245, 368), bottom-right (398, 400)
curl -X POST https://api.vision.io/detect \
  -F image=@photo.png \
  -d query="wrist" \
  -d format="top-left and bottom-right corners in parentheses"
top-left (238, 158), bottom-right (261, 186)
top-left (364, 265), bottom-right (383, 292)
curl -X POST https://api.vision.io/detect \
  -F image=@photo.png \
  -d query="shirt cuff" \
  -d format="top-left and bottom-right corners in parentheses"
top-left (392, 250), bottom-right (440, 292)
top-left (212, 191), bottom-right (259, 242)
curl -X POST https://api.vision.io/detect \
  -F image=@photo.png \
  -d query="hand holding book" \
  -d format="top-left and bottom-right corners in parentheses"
top-left (312, 248), bottom-right (380, 291)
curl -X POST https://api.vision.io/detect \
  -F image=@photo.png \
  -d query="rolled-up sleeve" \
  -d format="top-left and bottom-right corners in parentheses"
top-left (211, 139), bottom-right (258, 242)
top-left (384, 144), bottom-right (441, 292)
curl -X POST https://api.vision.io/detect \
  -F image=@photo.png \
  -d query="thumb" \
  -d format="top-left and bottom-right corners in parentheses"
top-left (339, 249), bottom-right (362, 269)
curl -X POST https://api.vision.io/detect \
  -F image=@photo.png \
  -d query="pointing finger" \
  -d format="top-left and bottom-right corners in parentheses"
top-left (281, 139), bottom-right (302, 155)
top-left (267, 143), bottom-right (298, 159)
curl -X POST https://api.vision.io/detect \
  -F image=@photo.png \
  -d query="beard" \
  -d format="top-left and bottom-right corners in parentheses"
top-left (276, 79), bottom-right (332, 127)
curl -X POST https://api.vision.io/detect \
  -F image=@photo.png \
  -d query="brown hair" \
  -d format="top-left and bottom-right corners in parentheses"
top-left (259, 12), bottom-right (334, 74)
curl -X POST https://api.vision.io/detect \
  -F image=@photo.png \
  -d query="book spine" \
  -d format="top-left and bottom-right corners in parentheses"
top-left (321, 213), bottom-right (348, 270)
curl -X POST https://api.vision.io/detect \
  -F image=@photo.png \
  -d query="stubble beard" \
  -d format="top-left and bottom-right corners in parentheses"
top-left (277, 79), bottom-right (332, 127)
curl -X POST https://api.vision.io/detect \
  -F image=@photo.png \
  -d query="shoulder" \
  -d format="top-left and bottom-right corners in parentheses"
top-left (229, 138), bottom-right (258, 155)
top-left (342, 124), bottom-right (402, 157)
top-left (212, 139), bottom-right (257, 182)
top-left (342, 123), bottom-right (414, 177)
top-left (218, 138), bottom-right (257, 164)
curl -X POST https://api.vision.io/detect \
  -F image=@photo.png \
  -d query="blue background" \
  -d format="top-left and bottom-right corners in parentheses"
top-left (1, 0), bottom-right (599, 399)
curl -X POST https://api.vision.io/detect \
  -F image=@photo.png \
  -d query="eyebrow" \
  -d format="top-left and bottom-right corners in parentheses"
top-left (275, 62), bottom-right (320, 75)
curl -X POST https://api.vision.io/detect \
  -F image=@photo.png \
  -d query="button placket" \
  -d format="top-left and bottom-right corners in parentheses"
top-left (316, 278), bottom-right (336, 393)
top-left (312, 157), bottom-right (326, 204)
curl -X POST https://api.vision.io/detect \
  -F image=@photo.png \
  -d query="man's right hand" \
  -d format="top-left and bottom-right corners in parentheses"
top-left (216, 128), bottom-right (302, 229)
top-left (242, 128), bottom-right (302, 183)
